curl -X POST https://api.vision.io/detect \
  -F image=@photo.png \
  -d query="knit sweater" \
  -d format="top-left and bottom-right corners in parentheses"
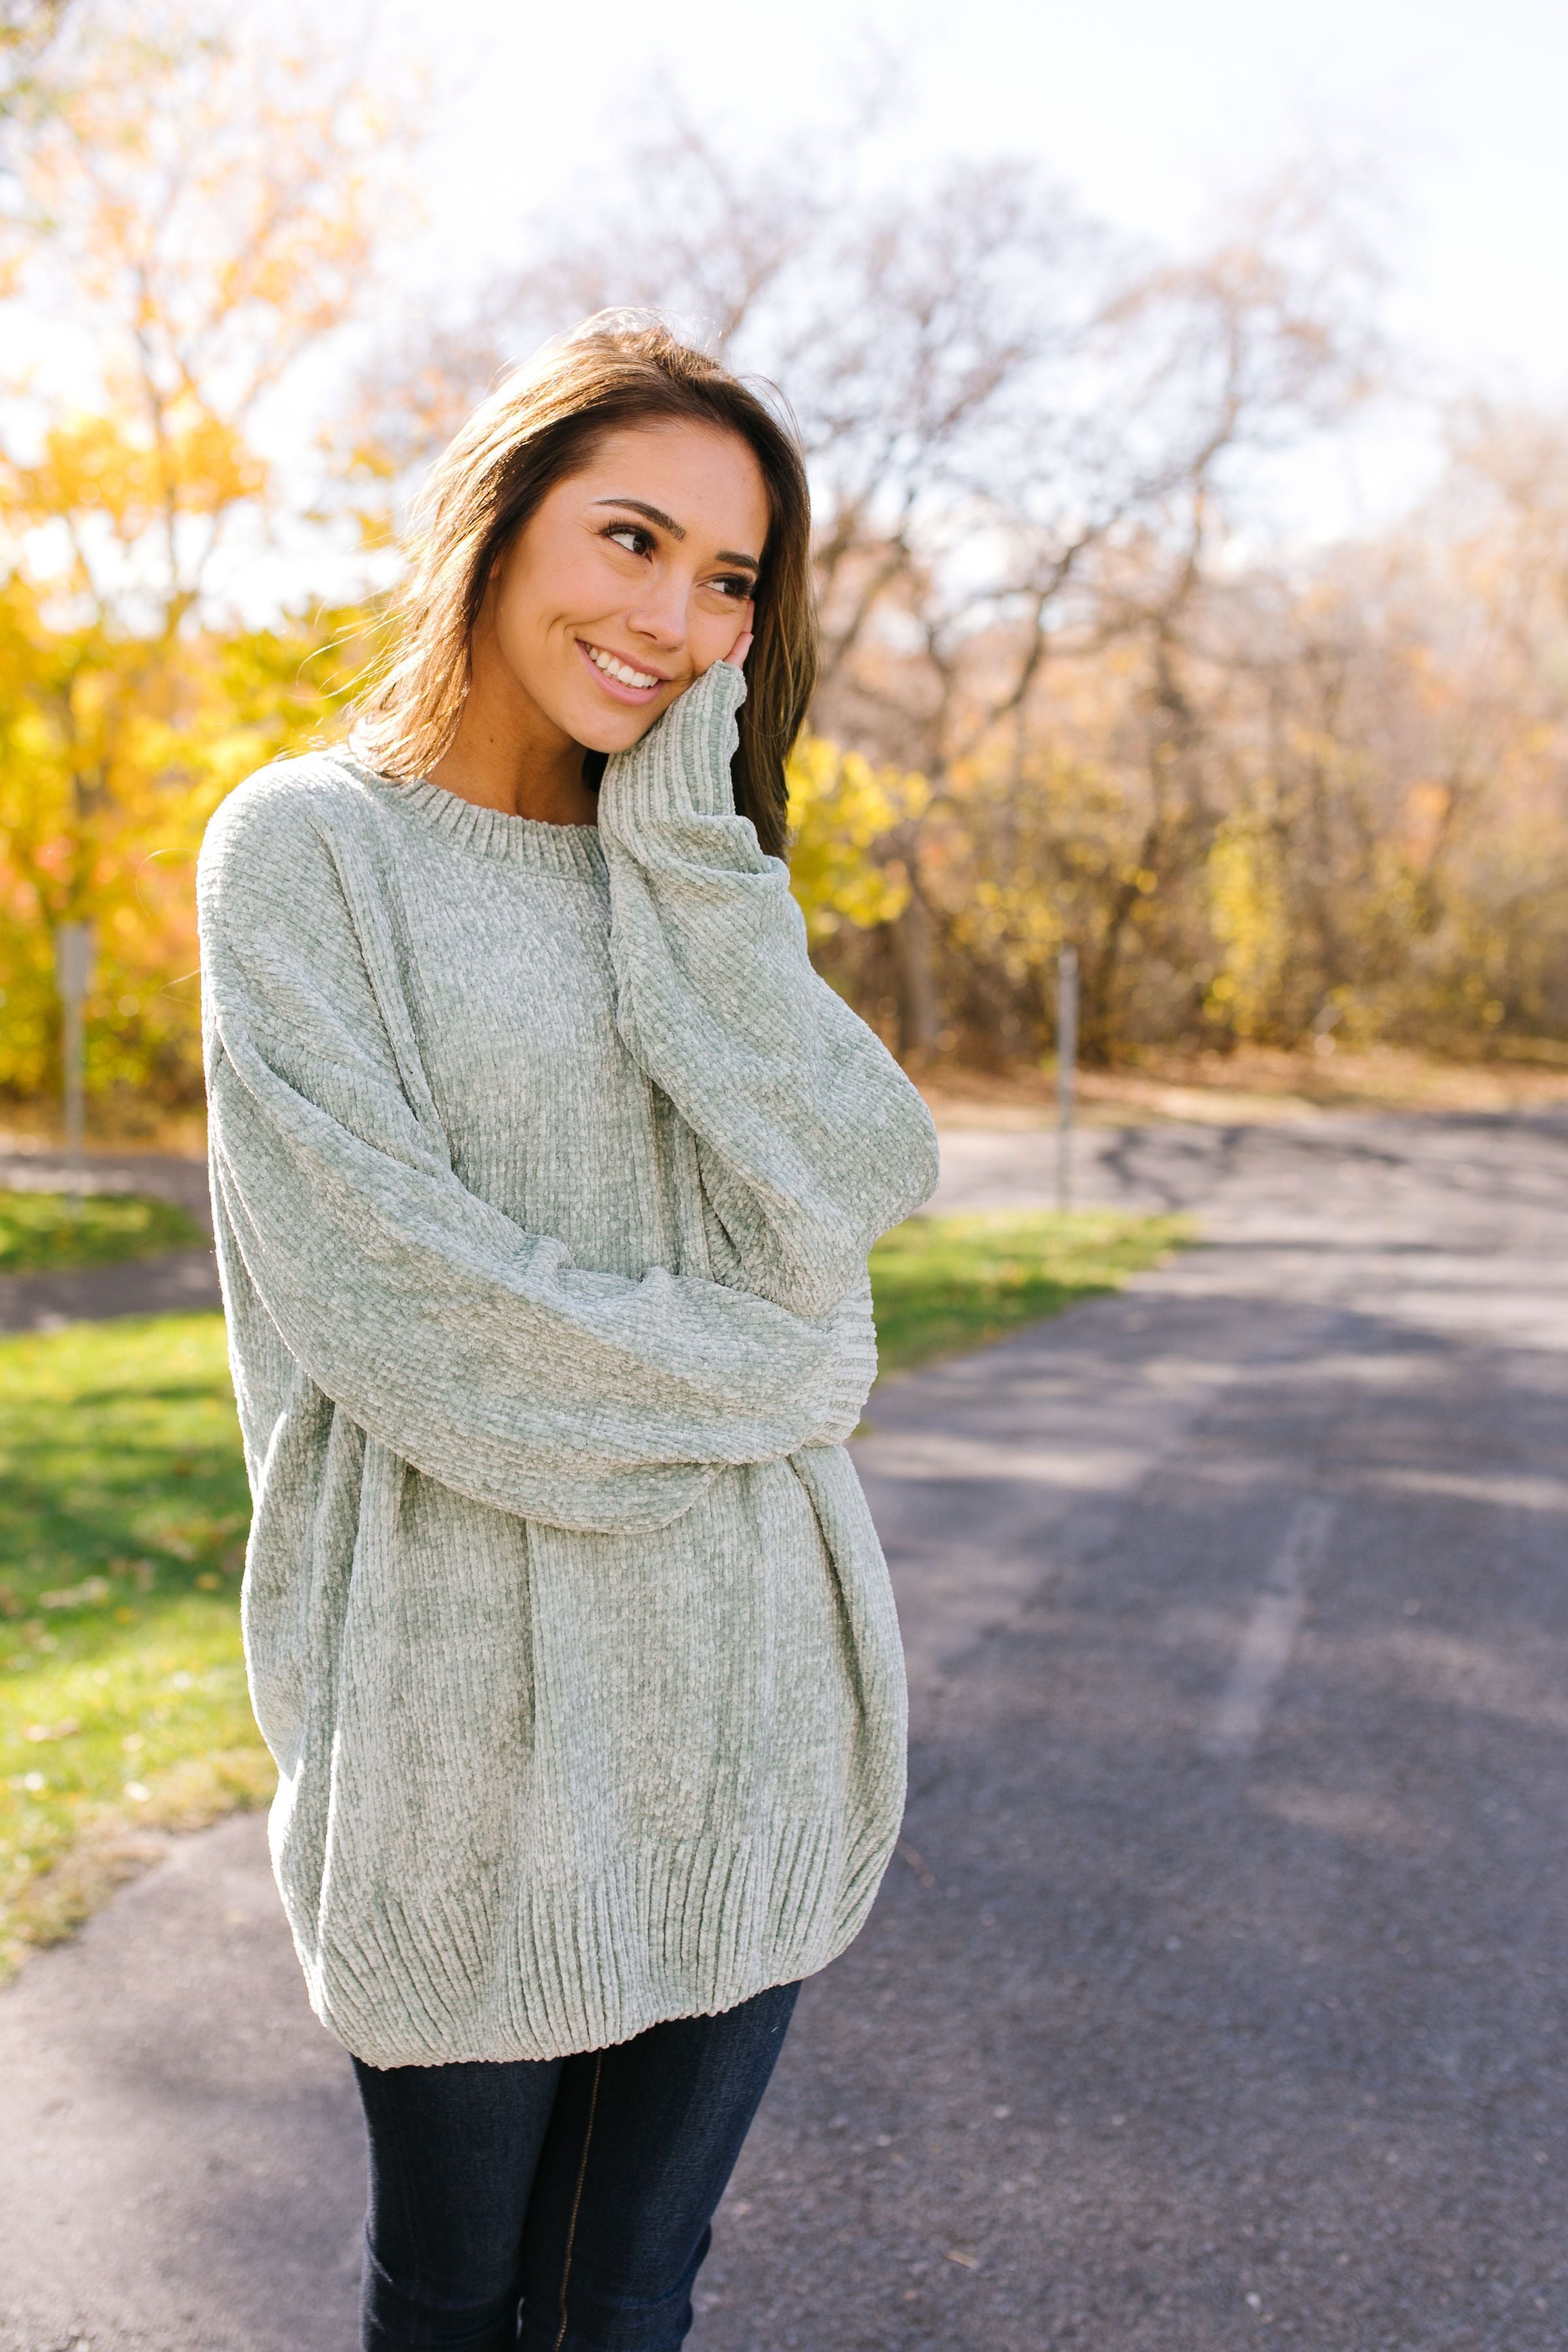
top-left (197, 657), bottom-right (939, 2068)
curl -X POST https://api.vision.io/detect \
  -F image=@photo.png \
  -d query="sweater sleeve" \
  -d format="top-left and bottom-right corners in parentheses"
top-left (197, 774), bottom-right (874, 1537)
top-left (596, 660), bottom-right (940, 1320)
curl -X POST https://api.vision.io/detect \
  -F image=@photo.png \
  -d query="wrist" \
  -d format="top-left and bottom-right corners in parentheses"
top-left (600, 659), bottom-right (747, 833)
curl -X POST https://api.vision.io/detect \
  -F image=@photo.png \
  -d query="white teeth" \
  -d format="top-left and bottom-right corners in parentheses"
top-left (587, 644), bottom-right (658, 690)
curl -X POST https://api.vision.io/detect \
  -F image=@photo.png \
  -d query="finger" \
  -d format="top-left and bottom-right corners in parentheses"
top-left (725, 628), bottom-right (753, 668)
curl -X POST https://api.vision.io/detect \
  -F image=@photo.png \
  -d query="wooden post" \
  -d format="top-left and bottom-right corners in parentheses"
top-left (1056, 943), bottom-right (1079, 1215)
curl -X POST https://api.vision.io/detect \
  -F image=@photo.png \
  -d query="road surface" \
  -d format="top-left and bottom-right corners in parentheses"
top-left (0, 1149), bottom-right (218, 1334)
top-left (2, 1113), bottom-right (1565, 2349)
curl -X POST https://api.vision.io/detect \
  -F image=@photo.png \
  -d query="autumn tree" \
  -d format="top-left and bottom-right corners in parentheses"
top-left (347, 96), bottom-right (1565, 1079)
top-left (1230, 406), bottom-right (1568, 1054)
top-left (0, 8), bottom-right (395, 1118)
top-left (353, 110), bottom-right (1149, 1058)
top-left (0, 0), bottom-right (67, 123)
top-left (396, 114), bottom-right (1379, 1063)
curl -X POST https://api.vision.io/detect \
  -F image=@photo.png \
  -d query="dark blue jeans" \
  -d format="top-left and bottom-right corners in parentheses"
top-left (352, 1979), bottom-right (801, 2351)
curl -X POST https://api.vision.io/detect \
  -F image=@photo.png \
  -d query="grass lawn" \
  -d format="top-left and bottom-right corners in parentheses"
top-left (868, 1207), bottom-right (1190, 1376)
top-left (0, 1206), bottom-right (1185, 1974)
top-left (0, 1189), bottom-right (203, 1275)
top-left (0, 1314), bottom-right (267, 1977)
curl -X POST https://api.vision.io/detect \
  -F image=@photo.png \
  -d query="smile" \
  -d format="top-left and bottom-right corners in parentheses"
top-left (579, 640), bottom-right (666, 694)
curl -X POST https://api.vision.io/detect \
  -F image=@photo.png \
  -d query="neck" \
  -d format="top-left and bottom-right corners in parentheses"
top-left (429, 632), bottom-right (599, 826)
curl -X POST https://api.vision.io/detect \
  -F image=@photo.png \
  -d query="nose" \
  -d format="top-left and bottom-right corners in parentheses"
top-left (625, 574), bottom-right (689, 650)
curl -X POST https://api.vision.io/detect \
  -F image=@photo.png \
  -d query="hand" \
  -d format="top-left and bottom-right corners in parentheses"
top-left (723, 627), bottom-right (753, 670)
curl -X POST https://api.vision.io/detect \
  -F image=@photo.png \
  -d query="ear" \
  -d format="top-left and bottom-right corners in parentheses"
top-left (481, 526), bottom-right (518, 602)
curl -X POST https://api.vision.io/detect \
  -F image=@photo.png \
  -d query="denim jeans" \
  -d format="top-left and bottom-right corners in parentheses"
top-left (351, 1978), bottom-right (801, 2351)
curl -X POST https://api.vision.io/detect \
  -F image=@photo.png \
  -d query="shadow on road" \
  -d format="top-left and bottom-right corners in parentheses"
top-left (5, 1115), bottom-right (1568, 2349)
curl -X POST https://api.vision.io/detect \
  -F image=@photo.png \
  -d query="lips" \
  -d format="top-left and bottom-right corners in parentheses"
top-left (577, 638), bottom-right (670, 700)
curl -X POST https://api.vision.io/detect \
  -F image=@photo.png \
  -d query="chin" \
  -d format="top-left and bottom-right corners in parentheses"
top-left (567, 700), bottom-right (673, 756)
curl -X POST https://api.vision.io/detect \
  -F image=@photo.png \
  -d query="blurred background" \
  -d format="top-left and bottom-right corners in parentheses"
top-left (3, 0), bottom-right (1567, 1137)
top-left (5, 16), bottom-right (1568, 2339)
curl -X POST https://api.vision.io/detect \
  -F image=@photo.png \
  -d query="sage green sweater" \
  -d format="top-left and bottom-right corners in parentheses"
top-left (197, 659), bottom-right (939, 2068)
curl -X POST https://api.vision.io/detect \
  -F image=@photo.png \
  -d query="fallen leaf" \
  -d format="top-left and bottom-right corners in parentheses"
top-left (896, 1835), bottom-right (938, 1887)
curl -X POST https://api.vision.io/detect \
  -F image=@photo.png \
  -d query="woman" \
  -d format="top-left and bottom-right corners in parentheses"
top-left (197, 314), bottom-right (938, 2351)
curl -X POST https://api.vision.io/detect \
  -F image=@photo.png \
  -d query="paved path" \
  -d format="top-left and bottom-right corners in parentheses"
top-left (0, 1247), bottom-right (222, 1333)
top-left (0, 1151), bottom-right (219, 1333)
top-left (0, 1149), bottom-right (213, 1219)
top-left (3, 1114), bottom-right (1567, 2348)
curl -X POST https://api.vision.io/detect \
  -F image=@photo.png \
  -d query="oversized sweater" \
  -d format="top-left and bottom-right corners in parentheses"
top-left (197, 657), bottom-right (939, 2068)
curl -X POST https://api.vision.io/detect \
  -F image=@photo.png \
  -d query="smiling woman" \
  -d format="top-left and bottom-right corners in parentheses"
top-left (351, 313), bottom-right (816, 856)
top-left (197, 312), bottom-right (938, 2351)
top-left (426, 423), bottom-right (768, 826)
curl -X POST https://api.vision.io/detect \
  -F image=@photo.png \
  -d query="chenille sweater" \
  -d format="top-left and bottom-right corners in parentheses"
top-left (196, 658), bottom-right (939, 2068)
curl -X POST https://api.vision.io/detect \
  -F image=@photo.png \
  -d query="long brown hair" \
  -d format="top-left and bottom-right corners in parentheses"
top-left (349, 313), bottom-right (816, 858)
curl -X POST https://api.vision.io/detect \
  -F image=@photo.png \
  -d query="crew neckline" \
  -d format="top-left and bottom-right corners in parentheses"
top-left (341, 755), bottom-right (606, 877)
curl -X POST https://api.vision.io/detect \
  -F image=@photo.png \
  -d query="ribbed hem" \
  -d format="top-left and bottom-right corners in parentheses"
top-left (299, 1801), bottom-right (900, 2070)
top-left (598, 659), bottom-right (747, 836)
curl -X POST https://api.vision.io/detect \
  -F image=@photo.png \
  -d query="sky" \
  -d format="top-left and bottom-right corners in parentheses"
top-left (367, 0), bottom-right (1568, 540)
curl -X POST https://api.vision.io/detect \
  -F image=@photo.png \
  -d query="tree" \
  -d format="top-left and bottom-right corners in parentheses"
top-left (0, 0), bottom-right (68, 124)
top-left (359, 108), bottom-right (1382, 1063)
top-left (0, 8), bottom-right (397, 1119)
top-left (317, 95), bottom-right (1568, 1079)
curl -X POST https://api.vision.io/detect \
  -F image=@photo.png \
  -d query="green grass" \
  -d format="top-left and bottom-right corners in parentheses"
top-left (867, 1208), bottom-right (1190, 1375)
top-left (0, 1207), bottom-right (1186, 1971)
top-left (0, 1189), bottom-right (203, 1275)
top-left (0, 1313), bottom-right (269, 1974)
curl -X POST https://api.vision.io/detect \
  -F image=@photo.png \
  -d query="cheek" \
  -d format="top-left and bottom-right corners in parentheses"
top-left (495, 542), bottom-right (613, 674)
top-left (548, 542), bottom-right (624, 629)
top-left (690, 598), bottom-right (752, 665)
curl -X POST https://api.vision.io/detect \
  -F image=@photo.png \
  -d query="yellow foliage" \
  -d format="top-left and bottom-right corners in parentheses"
top-left (951, 872), bottom-right (1065, 987)
top-left (10, 408), bottom-right (267, 547)
top-left (785, 735), bottom-right (928, 943)
top-left (1203, 811), bottom-right (1288, 1041)
top-left (0, 579), bottom-right (378, 1103)
top-left (935, 740), bottom-right (1115, 994)
top-left (0, 17), bottom-right (397, 1119)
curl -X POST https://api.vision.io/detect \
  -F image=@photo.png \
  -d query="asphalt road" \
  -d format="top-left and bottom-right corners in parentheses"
top-left (2, 1113), bottom-right (1566, 2350)
top-left (0, 1150), bottom-right (219, 1334)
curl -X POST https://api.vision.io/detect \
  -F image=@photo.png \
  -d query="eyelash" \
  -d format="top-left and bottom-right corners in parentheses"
top-left (600, 521), bottom-right (754, 601)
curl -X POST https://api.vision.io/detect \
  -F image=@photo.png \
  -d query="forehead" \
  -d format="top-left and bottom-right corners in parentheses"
top-left (567, 421), bottom-right (770, 547)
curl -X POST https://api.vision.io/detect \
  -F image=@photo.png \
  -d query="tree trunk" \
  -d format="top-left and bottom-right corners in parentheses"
top-left (888, 894), bottom-right (941, 1066)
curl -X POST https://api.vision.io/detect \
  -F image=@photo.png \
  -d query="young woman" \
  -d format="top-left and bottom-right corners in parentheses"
top-left (197, 314), bottom-right (938, 2351)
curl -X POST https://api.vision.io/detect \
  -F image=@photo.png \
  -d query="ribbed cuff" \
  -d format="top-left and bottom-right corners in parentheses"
top-left (599, 659), bottom-right (747, 834)
top-left (801, 1301), bottom-right (879, 1447)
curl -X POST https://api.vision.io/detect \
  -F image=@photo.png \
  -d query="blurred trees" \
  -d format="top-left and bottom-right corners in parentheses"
top-left (360, 114), bottom-right (1568, 1075)
top-left (0, 0), bottom-right (67, 120)
top-left (0, 8), bottom-right (389, 1116)
top-left (3, 46), bottom-right (1566, 1126)
top-left (380, 116), bottom-right (1558, 1073)
top-left (785, 737), bottom-right (929, 945)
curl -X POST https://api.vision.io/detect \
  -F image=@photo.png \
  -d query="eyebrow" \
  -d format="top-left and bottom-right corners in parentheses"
top-left (591, 497), bottom-right (762, 575)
